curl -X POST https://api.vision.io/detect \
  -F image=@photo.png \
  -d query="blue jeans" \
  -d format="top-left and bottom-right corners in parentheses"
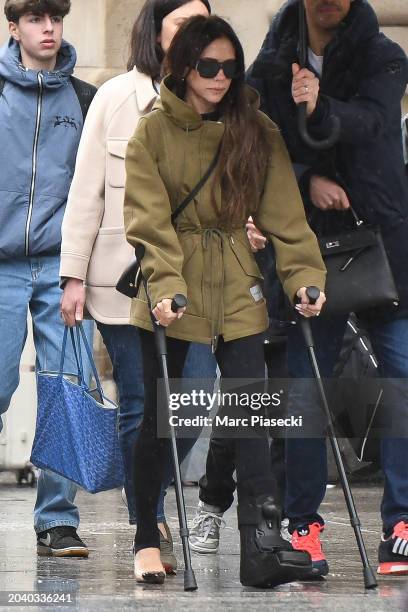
top-left (97, 322), bottom-right (216, 524)
top-left (0, 256), bottom-right (94, 533)
top-left (285, 315), bottom-right (408, 533)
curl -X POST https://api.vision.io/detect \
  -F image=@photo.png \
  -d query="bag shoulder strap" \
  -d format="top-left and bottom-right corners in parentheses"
top-left (0, 75), bottom-right (96, 120)
top-left (170, 144), bottom-right (221, 224)
top-left (70, 76), bottom-right (97, 121)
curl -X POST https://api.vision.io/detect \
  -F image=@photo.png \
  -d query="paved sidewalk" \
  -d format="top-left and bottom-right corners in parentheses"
top-left (0, 475), bottom-right (407, 611)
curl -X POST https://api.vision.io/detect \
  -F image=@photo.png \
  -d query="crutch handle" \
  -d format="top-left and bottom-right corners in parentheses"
top-left (305, 285), bottom-right (320, 305)
top-left (154, 294), bottom-right (188, 356)
top-left (171, 294), bottom-right (187, 313)
top-left (295, 286), bottom-right (321, 348)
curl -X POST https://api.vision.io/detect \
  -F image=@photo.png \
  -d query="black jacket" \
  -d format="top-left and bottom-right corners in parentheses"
top-left (248, 0), bottom-right (408, 322)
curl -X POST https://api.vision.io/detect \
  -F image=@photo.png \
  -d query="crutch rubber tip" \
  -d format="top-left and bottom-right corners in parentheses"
top-left (363, 566), bottom-right (378, 589)
top-left (184, 568), bottom-right (198, 592)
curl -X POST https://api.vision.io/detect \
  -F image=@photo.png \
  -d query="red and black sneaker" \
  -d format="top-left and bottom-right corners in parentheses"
top-left (378, 521), bottom-right (408, 575)
top-left (291, 522), bottom-right (329, 577)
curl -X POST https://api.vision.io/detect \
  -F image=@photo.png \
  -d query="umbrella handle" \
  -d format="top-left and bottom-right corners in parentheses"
top-left (298, 103), bottom-right (340, 150)
top-left (297, 1), bottom-right (340, 150)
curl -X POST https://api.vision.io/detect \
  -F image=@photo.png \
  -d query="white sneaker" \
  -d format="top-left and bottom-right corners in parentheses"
top-left (189, 501), bottom-right (225, 554)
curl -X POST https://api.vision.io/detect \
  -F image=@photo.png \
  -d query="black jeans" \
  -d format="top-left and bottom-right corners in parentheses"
top-left (199, 340), bottom-right (287, 512)
top-left (133, 330), bottom-right (277, 553)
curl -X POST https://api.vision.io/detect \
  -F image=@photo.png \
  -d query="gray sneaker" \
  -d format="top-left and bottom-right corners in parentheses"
top-left (189, 502), bottom-right (225, 554)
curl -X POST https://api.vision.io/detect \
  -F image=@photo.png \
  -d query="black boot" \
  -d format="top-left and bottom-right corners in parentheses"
top-left (238, 495), bottom-right (312, 588)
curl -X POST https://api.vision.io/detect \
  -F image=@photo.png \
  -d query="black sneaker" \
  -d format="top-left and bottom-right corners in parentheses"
top-left (378, 521), bottom-right (408, 575)
top-left (37, 527), bottom-right (89, 558)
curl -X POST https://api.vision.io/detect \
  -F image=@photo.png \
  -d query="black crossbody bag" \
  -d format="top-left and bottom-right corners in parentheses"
top-left (116, 147), bottom-right (220, 299)
top-left (319, 207), bottom-right (399, 316)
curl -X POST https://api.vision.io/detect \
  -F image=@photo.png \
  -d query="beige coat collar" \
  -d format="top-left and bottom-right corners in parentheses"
top-left (132, 67), bottom-right (157, 113)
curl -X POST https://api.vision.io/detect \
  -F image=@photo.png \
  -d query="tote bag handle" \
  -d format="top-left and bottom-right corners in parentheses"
top-left (59, 326), bottom-right (84, 385)
top-left (58, 324), bottom-right (104, 401)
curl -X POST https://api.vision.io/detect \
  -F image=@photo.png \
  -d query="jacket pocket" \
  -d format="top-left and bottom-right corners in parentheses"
top-left (179, 234), bottom-right (203, 317)
top-left (87, 226), bottom-right (134, 287)
top-left (229, 235), bottom-right (264, 279)
top-left (106, 138), bottom-right (128, 188)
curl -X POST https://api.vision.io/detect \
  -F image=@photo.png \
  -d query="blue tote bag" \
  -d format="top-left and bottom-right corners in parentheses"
top-left (31, 323), bottom-right (124, 494)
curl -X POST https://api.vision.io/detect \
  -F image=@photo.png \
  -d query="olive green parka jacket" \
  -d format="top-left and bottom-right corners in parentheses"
top-left (124, 77), bottom-right (326, 345)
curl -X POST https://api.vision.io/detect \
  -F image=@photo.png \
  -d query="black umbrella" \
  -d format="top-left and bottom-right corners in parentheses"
top-left (297, 1), bottom-right (340, 150)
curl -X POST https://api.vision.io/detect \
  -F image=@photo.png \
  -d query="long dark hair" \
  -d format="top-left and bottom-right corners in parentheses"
top-left (127, 0), bottom-right (211, 78)
top-left (166, 15), bottom-right (270, 227)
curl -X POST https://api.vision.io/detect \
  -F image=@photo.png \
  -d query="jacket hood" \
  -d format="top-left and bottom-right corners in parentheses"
top-left (156, 75), bottom-right (260, 130)
top-left (0, 38), bottom-right (76, 89)
top-left (252, 0), bottom-right (379, 80)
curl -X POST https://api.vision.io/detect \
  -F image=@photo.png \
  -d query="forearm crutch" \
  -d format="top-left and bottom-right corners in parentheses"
top-left (142, 275), bottom-right (197, 592)
top-left (297, 287), bottom-right (377, 590)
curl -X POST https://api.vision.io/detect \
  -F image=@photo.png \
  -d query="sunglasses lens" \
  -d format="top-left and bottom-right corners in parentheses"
top-left (196, 59), bottom-right (219, 78)
top-left (196, 59), bottom-right (239, 79)
top-left (222, 60), bottom-right (238, 79)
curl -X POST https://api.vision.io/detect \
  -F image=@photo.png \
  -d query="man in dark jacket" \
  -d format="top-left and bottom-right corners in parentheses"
top-left (246, 0), bottom-right (408, 578)
top-left (0, 0), bottom-right (96, 557)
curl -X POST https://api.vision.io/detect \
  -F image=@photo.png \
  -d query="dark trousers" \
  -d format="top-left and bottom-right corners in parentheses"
top-left (133, 330), bottom-right (276, 552)
top-left (199, 340), bottom-right (287, 512)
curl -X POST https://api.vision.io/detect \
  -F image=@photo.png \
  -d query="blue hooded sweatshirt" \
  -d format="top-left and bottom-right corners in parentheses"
top-left (0, 38), bottom-right (84, 258)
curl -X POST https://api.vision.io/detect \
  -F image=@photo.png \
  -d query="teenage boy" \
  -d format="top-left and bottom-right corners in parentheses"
top-left (0, 0), bottom-right (96, 556)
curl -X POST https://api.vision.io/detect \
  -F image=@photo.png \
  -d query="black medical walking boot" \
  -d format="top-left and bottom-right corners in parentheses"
top-left (238, 495), bottom-right (312, 588)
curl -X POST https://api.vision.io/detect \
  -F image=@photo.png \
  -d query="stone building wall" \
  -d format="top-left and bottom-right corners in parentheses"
top-left (1, 1), bottom-right (406, 377)
top-left (0, 1), bottom-right (407, 105)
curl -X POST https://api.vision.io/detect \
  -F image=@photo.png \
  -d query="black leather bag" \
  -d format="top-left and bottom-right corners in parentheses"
top-left (116, 147), bottom-right (220, 299)
top-left (320, 209), bottom-right (399, 316)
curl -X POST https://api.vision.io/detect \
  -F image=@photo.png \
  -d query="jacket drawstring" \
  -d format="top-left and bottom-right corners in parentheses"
top-left (202, 228), bottom-right (224, 352)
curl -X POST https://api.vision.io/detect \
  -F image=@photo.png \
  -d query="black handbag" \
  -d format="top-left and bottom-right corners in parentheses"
top-left (116, 147), bottom-right (220, 299)
top-left (319, 208), bottom-right (399, 316)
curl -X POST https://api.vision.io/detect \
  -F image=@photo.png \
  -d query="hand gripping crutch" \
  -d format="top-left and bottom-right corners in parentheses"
top-left (147, 288), bottom-right (198, 592)
top-left (297, 287), bottom-right (377, 589)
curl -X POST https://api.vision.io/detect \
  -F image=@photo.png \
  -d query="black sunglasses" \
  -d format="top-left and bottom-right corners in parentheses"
top-left (194, 58), bottom-right (239, 79)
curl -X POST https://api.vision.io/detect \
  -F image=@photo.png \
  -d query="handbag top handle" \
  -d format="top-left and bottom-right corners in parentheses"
top-left (349, 205), bottom-right (364, 227)
top-left (59, 324), bottom-right (104, 401)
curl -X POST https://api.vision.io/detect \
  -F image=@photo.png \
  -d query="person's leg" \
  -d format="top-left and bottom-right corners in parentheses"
top-left (179, 342), bottom-right (218, 481)
top-left (133, 329), bottom-right (189, 556)
top-left (194, 342), bottom-right (236, 514)
top-left (366, 318), bottom-right (408, 574)
top-left (215, 334), bottom-right (312, 587)
top-left (0, 259), bottom-right (30, 434)
top-left (285, 314), bottom-right (347, 576)
top-left (96, 322), bottom-right (154, 524)
top-left (29, 256), bottom-right (93, 553)
top-left (191, 337), bottom-right (289, 553)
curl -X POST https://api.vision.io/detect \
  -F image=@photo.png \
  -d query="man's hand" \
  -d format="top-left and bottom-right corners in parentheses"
top-left (152, 298), bottom-right (186, 327)
top-left (295, 287), bottom-right (326, 318)
top-left (60, 278), bottom-right (86, 327)
top-left (310, 175), bottom-right (350, 211)
top-left (291, 63), bottom-right (320, 117)
top-left (246, 216), bottom-right (267, 252)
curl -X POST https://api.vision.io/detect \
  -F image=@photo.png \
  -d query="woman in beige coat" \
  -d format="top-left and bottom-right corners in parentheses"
top-left (124, 15), bottom-right (326, 588)
top-left (59, 0), bottom-right (215, 573)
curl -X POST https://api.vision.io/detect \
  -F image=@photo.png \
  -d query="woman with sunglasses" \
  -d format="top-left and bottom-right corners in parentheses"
top-left (59, 0), bottom-right (216, 574)
top-left (125, 15), bottom-right (326, 587)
